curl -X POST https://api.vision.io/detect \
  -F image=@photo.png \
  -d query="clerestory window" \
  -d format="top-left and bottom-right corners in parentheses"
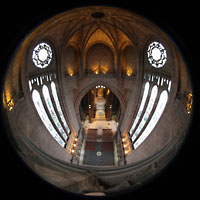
top-left (32, 89), bottom-right (66, 147)
top-left (131, 85), bottom-right (158, 143)
top-left (51, 81), bottom-right (71, 134)
top-left (129, 81), bottom-right (150, 135)
top-left (134, 90), bottom-right (168, 149)
top-left (42, 85), bottom-right (68, 140)
top-left (128, 41), bottom-right (170, 149)
top-left (30, 42), bottom-right (71, 148)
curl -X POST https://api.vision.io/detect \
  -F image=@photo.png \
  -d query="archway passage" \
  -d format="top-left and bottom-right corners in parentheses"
top-left (79, 85), bottom-right (120, 166)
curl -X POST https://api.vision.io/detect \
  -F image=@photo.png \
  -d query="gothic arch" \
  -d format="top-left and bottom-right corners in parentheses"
top-left (21, 37), bottom-right (58, 104)
top-left (61, 44), bottom-right (79, 76)
top-left (121, 44), bottom-right (137, 77)
top-left (86, 43), bottom-right (114, 74)
top-left (74, 80), bottom-right (126, 126)
top-left (84, 28), bottom-right (115, 51)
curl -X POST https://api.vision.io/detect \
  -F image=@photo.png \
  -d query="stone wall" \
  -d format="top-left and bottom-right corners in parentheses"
top-left (7, 97), bottom-right (72, 163)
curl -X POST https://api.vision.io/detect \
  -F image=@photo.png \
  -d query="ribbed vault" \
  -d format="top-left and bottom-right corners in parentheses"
top-left (2, 6), bottom-right (192, 196)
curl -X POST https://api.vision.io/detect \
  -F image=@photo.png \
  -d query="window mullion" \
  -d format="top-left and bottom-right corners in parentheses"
top-left (51, 81), bottom-right (71, 135)
top-left (131, 84), bottom-right (158, 143)
top-left (134, 90), bottom-right (168, 149)
top-left (131, 86), bottom-right (161, 145)
top-left (32, 89), bottom-right (65, 147)
top-left (40, 85), bottom-right (67, 144)
top-left (130, 82), bottom-right (151, 138)
top-left (49, 83), bottom-right (70, 139)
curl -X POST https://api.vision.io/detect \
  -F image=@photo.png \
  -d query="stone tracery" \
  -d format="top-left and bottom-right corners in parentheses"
top-left (2, 6), bottom-right (192, 196)
top-left (32, 42), bottom-right (52, 68)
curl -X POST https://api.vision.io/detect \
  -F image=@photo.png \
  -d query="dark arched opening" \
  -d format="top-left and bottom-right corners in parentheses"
top-left (80, 85), bottom-right (120, 123)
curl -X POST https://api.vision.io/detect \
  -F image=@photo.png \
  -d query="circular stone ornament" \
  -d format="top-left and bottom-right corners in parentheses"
top-left (32, 42), bottom-right (52, 68)
top-left (2, 6), bottom-right (193, 197)
top-left (96, 151), bottom-right (102, 156)
top-left (147, 41), bottom-right (167, 68)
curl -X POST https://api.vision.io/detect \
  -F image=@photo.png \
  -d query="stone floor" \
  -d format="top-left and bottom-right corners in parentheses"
top-left (83, 142), bottom-right (114, 166)
top-left (79, 120), bottom-right (119, 166)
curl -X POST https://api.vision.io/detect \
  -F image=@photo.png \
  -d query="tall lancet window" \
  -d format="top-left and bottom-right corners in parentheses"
top-left (51, 81), bottom-right (71, 134)
top-left (129, 81), bottom-right (150, 135)
top-left (134, 90), bottom-right (168, 149)
top-left (32, 89), bottom-right (65, 147)
top-left (131, 85), bottom-right (158, 142)
top-left (128, 41), bottom-right (170, 149)
top-left (42, 85), bottom-right (68, 140)
top-left (30, 42), bottom-right (71, 147)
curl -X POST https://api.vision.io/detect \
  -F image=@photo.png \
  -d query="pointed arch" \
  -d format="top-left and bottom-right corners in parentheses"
top-left (62, 45), bottom-right (79, 76)
top-left (121, 45), bottom-right (137, 77)
top-left (86, 43), bottom-right (114, 74)
top-left (74, 81), bottom-right (126, 126)
top-left (84, 28), bottom-right (115, 52)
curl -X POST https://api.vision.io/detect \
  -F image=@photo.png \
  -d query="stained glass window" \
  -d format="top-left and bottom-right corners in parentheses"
top-left (134, 90), bottom-right (168, 149)
top-left (131, 85), bottom-right (158, 142)
top-left (168, 80), bottom-right (172, 92)
top-left (28, 80), bottom-right (32, 91)
top-left (129, 82), bottom-right (150, 135)
top-left (147, 41), bottom-right (167, 68)
top-left (51, 81), bottom-right (71, 134)
top-left (32, 89), bottom-right (65, 147)
top-left (42, 85), bottom-right (68, 140)
top-left (32, 43), bottom-right (52, 68)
